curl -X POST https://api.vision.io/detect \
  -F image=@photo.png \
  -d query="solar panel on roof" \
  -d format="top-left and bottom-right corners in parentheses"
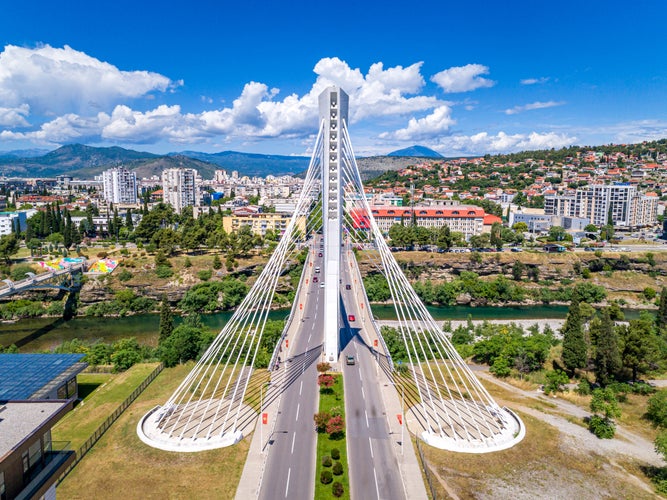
top-left (0, 353), bottom-right (86, 400)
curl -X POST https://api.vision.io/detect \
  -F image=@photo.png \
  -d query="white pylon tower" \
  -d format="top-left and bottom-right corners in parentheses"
top-left (321, 87), bottom-right (345, 363)
top-left (137, 85), bottom-right (524, 453)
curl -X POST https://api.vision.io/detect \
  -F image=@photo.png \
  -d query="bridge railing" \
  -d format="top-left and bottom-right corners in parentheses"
top-left (349, 244), bottom-right (394, 372)
top-left (268, 243), bottom-right (310, 371)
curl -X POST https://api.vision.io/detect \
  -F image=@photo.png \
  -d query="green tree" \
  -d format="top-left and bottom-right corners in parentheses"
top-left (646, 390), bottom-right (667, 429)
top-left (490, 222), bottom-right (503, 249)
top-left (593, 309), bottom-right (621, 386)
top-left (511, 260), bottom-right (525, 281)
top-left (657, 287), bottom-right (667, 331)
top-left (561, 295), bottom-right (587, 373)
top-left (159, 295), bottom-right (174, 342)
top-left (0, 234), bottom-right (20, 263)
top-left (589, 387), bottom-right (621, 438)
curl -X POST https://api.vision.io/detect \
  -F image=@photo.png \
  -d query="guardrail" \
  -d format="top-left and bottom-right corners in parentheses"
top-left (349, 249), bottom-right (394, 372)
top-left (0, 263), bottom-right (86, 298)
top-left (57, 363), bottom-right (163, 484)
top-left (269, 246), bottom-right (310, 371)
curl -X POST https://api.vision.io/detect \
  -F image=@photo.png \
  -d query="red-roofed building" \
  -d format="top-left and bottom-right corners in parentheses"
top-left (351, 205), bottom-right (486, 240)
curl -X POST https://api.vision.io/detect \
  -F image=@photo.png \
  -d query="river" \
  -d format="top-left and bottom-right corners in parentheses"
top-left (0, 304), bottom-right (647, 353)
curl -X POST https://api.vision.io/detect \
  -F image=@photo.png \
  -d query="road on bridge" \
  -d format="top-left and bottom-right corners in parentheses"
top-left (259, 239), bottom-right (326, 500)
top-left (259, 239), bottom-right (407, 500)
top-left (339, 245), bottom-right (406, 500)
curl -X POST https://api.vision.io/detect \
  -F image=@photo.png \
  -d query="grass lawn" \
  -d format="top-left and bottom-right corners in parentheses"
top-left (314, 374), bottom-right (350, 500)
top-left (53, 363), bottom-right (160, 450)
top-left (57, 362), bottom-right (250, 499)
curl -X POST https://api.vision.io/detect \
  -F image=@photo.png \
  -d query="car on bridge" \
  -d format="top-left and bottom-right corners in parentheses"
top-left (313, 276), bottom-right (318, 283)
top-left (345, 284), bottom-right (351, 290)
top-left (348, 314), bottom-right (355, 322)
top-left (318, 252), bottom-right (323, 257)
top-left (346, 355), bottom-right (355, 365)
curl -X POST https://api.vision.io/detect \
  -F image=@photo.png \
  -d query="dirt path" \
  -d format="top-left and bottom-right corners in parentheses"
top-left (475, 369), bottom-right (663, 467)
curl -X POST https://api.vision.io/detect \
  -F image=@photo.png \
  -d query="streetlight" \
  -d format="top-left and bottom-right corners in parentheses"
top-left (260, 380), bottom-right (271, 454)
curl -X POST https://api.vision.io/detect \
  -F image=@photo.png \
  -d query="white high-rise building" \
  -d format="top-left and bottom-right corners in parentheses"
top-left (162, 168), bottom-right (200, 214)
top-left (102, 167), bottom-right (137, 204)
top-left (545, 183), bottom-right (658, 228)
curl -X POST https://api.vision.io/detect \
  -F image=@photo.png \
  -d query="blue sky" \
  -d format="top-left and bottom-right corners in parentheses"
top-left (1, 0), bottom-right (666, 157)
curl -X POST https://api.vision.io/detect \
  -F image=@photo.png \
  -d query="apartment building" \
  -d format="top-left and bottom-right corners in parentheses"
top-left (161, 168), bottom-right (200, 214)
top-left (102, 167), bottom-right (137, 204)
top-left (545, 183), bottom-right (658, 228)
top-left (222, 211), bottom-right (306, 237)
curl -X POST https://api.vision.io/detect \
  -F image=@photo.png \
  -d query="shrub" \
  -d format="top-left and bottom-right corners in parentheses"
top-left (314, 412), bottom-right (331, 433)
top-left (97, 251), bottom-right (108, 258)
top-left (117, 269), bottom-right (133, 282)
top-left (197, 269), bottom-right (212, 281)
top-left (326, 415), bottom-right (345, 437)
top-left (321, 455), bottom-right (332, 467)
top-left (330, 448), bottom-right (340, 460)
top-left (212, 254), bottom-right (222, 270)
top-left (588, 414), bottom-right (615, 438)
top-left (332, 461), bottom-right (343, 475)
top-left (318, 374), bottom-right (335, 391)
top-left (646, 390), bottom-right (667, 428)
top-left (155, 266), bottom-right (174, 279)
top-left (184, 257), bottom-right (192, 268)
top-left (644, 287), bottom-right (657, 301)
top-left (10, 264), bottom-right (35, 281)
top-left (317, 362), bottom-right (331, 373)
top-left (575, 379), bottom-right (591, 396)
top-left (320, 470), bottom-right (333, 485)
top-left (332, 481), bottom-right (344, 497)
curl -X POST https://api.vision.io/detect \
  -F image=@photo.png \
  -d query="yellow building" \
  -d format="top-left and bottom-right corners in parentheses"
top-left (222, 211), bottom-right (306, 237)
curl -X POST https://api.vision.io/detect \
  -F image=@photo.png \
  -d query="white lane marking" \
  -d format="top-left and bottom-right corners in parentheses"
top-left (291, 433), bottom-right (296, 453)
top-left (368, 437), bottom-right (374, 458)
top-left (296, 403), bottom-right (300, 421)
top-left (299, 380), bottom-right (303, 395)
top-left (285, 468), bottom-right (291, 497)
top-left (373, 467), bottom-right (380, 500)
top-left (361, 387), bottom-right (365, 399)
top-left (308, 334), bottom-right (312, 342)
top-left (365, 410), bottom-right (369, 428)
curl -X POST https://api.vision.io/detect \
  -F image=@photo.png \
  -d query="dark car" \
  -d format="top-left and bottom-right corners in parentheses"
top-left (584, 247), bottom-right (595, 251)
top-left (318, 252), bottom-right (323, 257)
top-left (345, 284), bottom-right (351, 290)
top-left (346, 355), bottom-right (355, 365)
top-left (313, 276), bottom-right (318, 283)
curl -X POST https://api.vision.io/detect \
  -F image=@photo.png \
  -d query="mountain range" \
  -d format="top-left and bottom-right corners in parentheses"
top-left (0, 144), bottom-right (443, 180)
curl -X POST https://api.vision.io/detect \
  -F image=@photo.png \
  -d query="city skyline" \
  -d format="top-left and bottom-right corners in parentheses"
top-left (1, 1), bottom-right (667, 157)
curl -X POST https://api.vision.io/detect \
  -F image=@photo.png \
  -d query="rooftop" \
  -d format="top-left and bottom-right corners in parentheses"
top-left (0, 353), bottom-right (87, 400)
top-left (0, 400), bottom-right (70, 458)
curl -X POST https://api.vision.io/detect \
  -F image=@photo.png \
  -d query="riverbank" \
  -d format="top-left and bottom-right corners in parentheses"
top-left (377, 318), bottom-right (566, 333)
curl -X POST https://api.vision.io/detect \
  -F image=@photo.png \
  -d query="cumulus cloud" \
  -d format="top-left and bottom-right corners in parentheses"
top-left (520, 77), bottom-right (550, 85)
top-left (431, 64), bottom-right (495, 93)
top-left (0, 104), bottom-right (30, 127)
top-left (0, 44), bottom-right (176, 117)
top-left (504, 100), bottom-right (565, 115)
top-left (434, 131), bottom-right (576, 155)
top-left (379, 105), bottom-right (455, 141)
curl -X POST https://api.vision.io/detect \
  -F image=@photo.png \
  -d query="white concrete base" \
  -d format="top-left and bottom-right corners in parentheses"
top-left (137, 405), bottom-right (244, 452)
top-left (420, 406), bottom-right (525, 454)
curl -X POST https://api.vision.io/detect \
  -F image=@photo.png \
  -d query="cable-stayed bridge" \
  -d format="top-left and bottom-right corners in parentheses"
top-left (138, 86), bottom-right (524, 497)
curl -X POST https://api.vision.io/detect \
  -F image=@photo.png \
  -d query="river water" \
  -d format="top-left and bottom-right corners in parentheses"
top-left (0, 304), bottom-right (645, 353)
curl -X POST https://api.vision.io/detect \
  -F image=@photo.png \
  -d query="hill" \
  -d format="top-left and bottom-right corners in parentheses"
top-left (387, 145), bottom-right (443, 158)
top-left (172, 150), bottom-right (310, 177)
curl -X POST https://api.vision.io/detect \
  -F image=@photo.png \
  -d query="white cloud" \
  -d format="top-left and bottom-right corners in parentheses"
top-left (504, 100), bottom-right (565, 115)
top-left (379, 106), bottom-right (455, 141)
top-left (0, 44), bottom-right (176, 117)
top-left (520, 77), bottom-right (550, 85)
top-left (433, 131), bottom-right (576, 155)
top-left (0, 104), bottom-right (29, 127)
top-left (431, 64), bottom-right (495, 93)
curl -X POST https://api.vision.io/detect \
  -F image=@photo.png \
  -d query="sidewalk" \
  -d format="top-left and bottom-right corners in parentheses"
top-left (376, 362), bottom-right (429, 500)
